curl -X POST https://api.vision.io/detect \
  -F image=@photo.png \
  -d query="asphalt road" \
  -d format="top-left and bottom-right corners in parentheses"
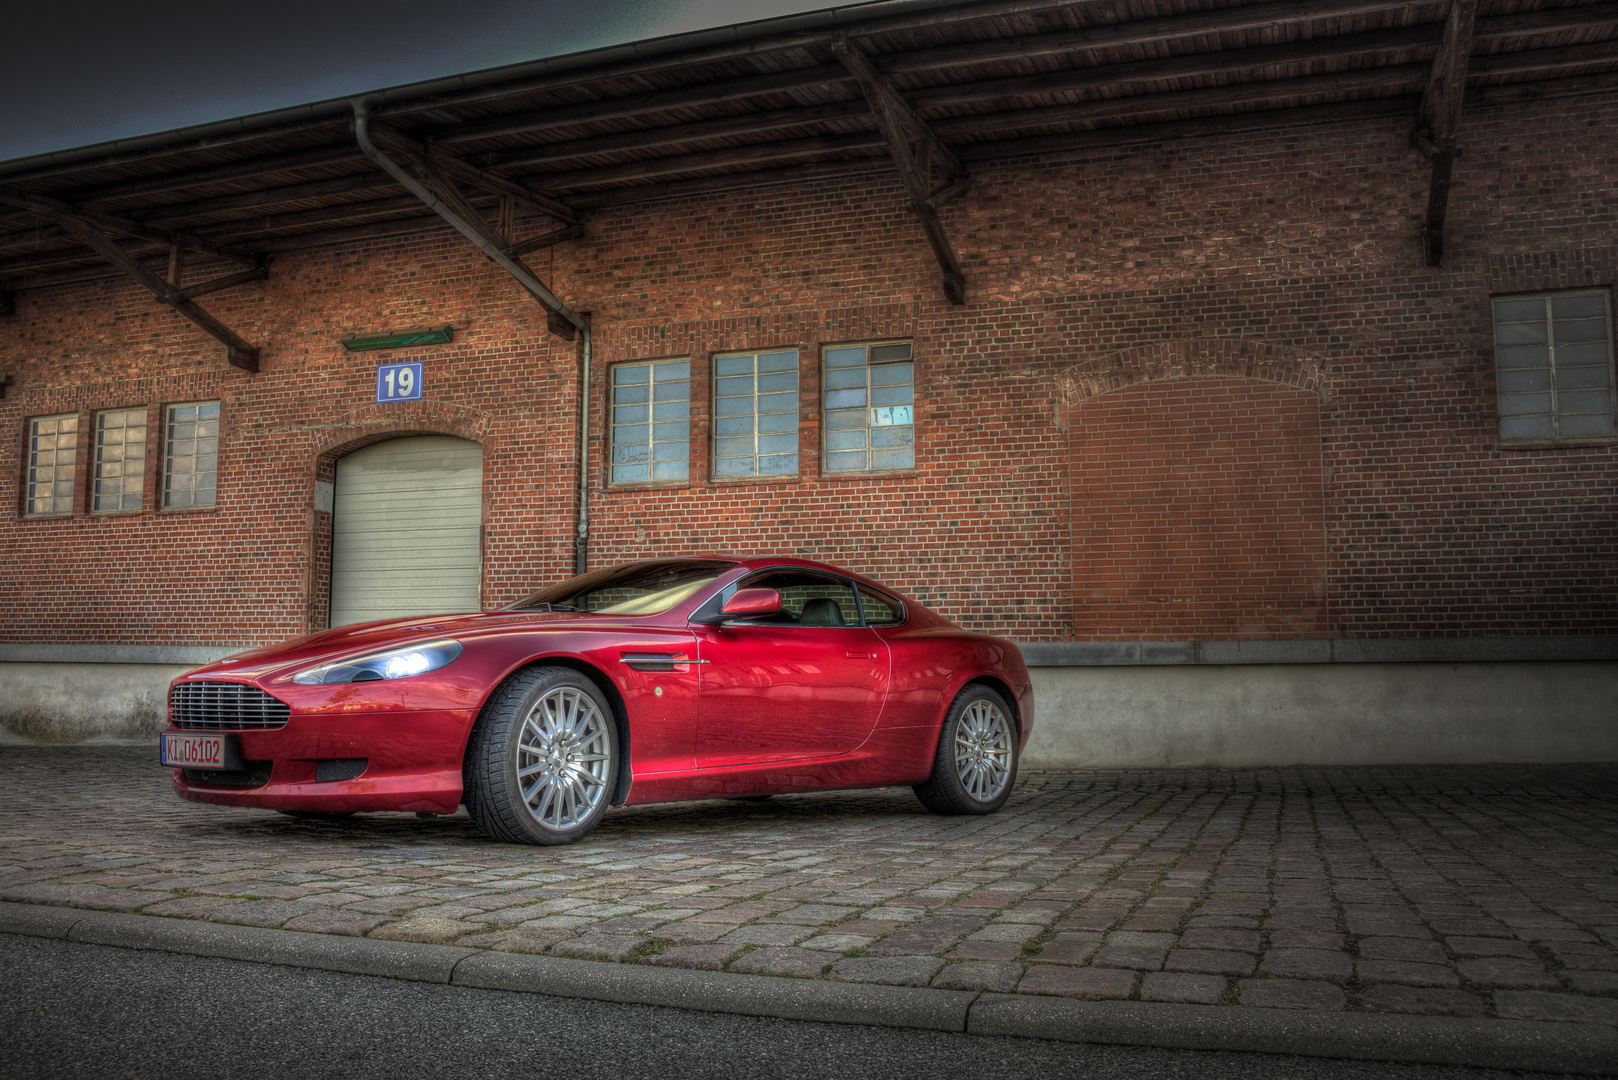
top-left (0, 934), bottom-right (1565, 1080)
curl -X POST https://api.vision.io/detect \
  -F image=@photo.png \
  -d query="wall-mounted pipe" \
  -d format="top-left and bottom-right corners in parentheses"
top-left (351, 98), bottom-right (593, 578)
top-left (576, 327), bottom-right (591, 576)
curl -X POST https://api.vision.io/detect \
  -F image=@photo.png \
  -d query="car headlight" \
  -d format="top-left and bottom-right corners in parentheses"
top-left (292, 640), bottom-right (463, 685)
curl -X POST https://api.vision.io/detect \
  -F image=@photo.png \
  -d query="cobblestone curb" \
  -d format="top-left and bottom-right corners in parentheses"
top-left (7, 903), bottom-right (1618, 1073)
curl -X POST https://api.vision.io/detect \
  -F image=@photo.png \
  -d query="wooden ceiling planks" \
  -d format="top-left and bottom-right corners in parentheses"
top-left (0, 0), bottom-right (1612, 290)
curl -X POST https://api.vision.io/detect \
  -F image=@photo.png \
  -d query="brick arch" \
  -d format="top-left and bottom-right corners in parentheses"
top-left (1056, 339), bottom-right (1327, 405)
top-left (306, 406), bottom-right (494, 633)
top-left (1067, 367), bottom-right (1327, 641)
top-left (312, 401), bottom-right (494, 475)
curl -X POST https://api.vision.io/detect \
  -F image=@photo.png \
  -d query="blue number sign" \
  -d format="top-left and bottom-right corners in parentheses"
top-left (376, 361), bottom-right (424, 403)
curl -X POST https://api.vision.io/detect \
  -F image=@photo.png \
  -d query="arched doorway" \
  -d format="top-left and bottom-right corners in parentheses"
top-left (329, 435), bottom-right (484, 627)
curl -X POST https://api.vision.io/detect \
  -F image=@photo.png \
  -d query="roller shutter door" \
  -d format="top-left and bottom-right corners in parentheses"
top-left (330, 436), bottom-right (483, 627)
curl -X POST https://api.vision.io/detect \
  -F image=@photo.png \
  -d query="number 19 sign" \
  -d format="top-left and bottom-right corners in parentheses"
top-left (376, 361), bottom-right (424, 403)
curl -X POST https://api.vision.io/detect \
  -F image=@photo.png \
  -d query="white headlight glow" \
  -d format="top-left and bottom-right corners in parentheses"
top-left (292, 640), bottom-right (462, 685)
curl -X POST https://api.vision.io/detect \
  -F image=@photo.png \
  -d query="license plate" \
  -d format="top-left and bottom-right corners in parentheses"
top-left (160, 733), bottom-right (241, 770)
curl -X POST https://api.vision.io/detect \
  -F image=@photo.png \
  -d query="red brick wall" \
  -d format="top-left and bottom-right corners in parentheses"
top-left (0, 88), bottom-right (1614, 648)
top-left (1071, 378), bottom-right (1326, 639)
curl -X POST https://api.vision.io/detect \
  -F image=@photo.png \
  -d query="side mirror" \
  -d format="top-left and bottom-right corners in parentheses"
top-left (690, 587), bottom-right (782, 625)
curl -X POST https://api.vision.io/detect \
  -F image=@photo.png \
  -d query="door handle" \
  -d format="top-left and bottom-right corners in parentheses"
top-left (846, 651), bottom-right (874, 659)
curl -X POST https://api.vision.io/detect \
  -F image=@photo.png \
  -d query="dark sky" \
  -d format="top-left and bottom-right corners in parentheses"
top-left (1, 0), bottom-right (831, 162)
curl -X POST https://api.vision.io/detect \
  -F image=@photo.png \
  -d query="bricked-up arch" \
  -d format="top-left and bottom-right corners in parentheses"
top-left (1068, 366), bottom-right (1327, 641)
top-left (1057, 339), bottom-right (1327, 405)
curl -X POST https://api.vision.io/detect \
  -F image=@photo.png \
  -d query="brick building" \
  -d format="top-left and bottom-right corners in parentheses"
top-left (1, 0), bottom-right (1614, 764)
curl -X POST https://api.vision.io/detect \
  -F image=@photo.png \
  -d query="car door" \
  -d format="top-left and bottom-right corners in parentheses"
top-left (693, 569), bottom-right (889, 768)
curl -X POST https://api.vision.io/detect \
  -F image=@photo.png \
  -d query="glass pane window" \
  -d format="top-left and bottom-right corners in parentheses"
top-left (1493, 292), bottom-right (1614, 441)
top-left (163, 401), bottom-right (220, 508)
top-left (713, 350), bottom-right (799, 478)
top-left (732, 569), bottom-right (858, 627)
top-left (94, 407), bottom-right (147, 513)
top-left (611, 360), bottom-right (690, 484)
top-left (26, 413), bottom-right (78, 516)
top-left (857, 585), bottom-right (904, 626)
top-left (823, 342), bottom-right (915, 472)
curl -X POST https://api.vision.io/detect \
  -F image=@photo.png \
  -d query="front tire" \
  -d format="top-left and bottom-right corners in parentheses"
top-left (464, 666), bottom-right (618, 845)
top-left (913, 685), bottom-right (1018, 815)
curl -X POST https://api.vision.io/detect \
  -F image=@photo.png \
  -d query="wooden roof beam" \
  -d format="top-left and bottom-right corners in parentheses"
top-left (367, 125), bottom-right (580, 225)
top-left (352, 103), bottom-right (586, 339)
top-left (38, 207), bottom-right (261, 370)
top-left (879, 0), bottom-right (1612, 76)
top-left (481, 99), bottom-right (871, 170)
top-left (433, 64), bottom-right (850, 146)
top-left (833, 32), bottom-right (968, 306)
top-left (0, 188), bottom-right (260, 268)
top-left (1414, 0), bottom-right (1479, 267)
top-left (506, 224), bottom-right (584, 259)
top-left (526, 130), bottom-right (883, 193)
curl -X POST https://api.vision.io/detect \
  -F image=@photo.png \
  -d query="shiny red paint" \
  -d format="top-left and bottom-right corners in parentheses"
top-left (167, 557), bottom-right (1034, 816)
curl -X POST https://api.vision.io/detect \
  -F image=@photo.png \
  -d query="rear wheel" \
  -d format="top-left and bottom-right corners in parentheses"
top-left (464, 666), bottom-right (618, 845)
top-left (913, 685), bottom-right (1017, 815)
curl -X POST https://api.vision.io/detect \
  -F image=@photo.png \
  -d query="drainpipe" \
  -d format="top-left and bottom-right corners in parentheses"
top-left (575, 326), bottom-right (591, 576)
top-left (351, 99), bottom-right (592, 577)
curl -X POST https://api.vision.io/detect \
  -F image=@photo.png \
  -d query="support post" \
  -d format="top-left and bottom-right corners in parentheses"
top-left (1413, 0), bottom-right (1479, 266)
top-left (352, 100), bottom-right (588, 341)
top-left (41, 208), bottom-right (261, 370)
top-left (498, 196), bottom-right (515, 246)
top-left (831, 32), bottom-right (970, 304)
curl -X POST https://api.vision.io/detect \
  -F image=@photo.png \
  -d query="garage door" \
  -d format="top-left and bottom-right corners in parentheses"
top-left (330, 436), bottom-right (483, 627)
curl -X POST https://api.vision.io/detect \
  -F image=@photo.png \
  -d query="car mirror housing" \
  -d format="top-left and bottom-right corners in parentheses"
top-left (690, 587), bottom-right (783, 625)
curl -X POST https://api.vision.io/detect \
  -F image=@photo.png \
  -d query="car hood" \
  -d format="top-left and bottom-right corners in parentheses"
top-left (183, 610), bottom-right (605, 681)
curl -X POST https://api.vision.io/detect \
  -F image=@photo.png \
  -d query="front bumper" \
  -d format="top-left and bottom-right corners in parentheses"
top-left (168, 706), bottom-right (474, 815)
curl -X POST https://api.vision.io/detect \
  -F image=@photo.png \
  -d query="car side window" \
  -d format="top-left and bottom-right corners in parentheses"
top-left (735, 570), bottom-right (858, 627)
top-left (856, 586), bottom-right (904, 626)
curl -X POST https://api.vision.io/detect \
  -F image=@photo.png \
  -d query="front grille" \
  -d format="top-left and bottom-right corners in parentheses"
top-left (184, 761), bottom-right (274, 788)
top-left (171, 681), bottom-right (290, 730)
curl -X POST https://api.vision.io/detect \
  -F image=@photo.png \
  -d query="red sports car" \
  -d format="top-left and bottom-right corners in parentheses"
top-left (160, 557), bottom-right (1034, 845)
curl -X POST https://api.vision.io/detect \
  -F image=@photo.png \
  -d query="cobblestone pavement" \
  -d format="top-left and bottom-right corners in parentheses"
top-left (3, 747), bottom-right (1616, 1029)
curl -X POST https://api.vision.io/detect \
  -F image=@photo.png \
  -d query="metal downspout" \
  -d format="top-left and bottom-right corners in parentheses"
top-left (350, 98), bottom-right (592, 577)
top-left (576, 326), bottom-right (591, 576)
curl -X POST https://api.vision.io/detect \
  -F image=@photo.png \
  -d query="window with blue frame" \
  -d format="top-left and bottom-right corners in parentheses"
top-left (610, 359), bottom-right (690, 484)
top-left (712, 350), bottom-right (799, 478)
top-left (822, 342), bottom-right (915, 472)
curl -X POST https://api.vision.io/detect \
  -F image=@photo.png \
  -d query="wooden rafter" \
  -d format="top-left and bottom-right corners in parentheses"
top-left (381, 141), bottom-right (580, 340)
top-left (832, 32), bottom-right (969, 306)
top-left (366, 125), bottom-right (579, 225)
top-left (1413, 0), bottom-right (1479, 267)
top-left (42, 207), bottom-right (262, 370)
top-left (0, 188), bottom-right (258, 267)
top-left (507, 224), bottom-right (584, 259)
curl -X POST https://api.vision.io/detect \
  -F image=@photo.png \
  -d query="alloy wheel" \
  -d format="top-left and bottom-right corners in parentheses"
top-left (516, 686), bottom-right (613, 832)
top-left (953, 698), bottom-right (1013, 802)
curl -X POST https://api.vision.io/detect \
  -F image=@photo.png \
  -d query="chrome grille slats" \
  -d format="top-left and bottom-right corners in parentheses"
top-left (171, 681), bottom-right (290, 730)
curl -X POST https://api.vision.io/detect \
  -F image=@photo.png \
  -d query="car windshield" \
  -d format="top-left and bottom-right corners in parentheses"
top-left (511, 559), bottom-right (737, 616)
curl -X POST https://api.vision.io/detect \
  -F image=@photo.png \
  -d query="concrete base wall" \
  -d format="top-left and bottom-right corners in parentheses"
top-left (4, 659), bottom-right (1615, 765)
top-left (0, 663), bottom-right (191, 744)
top-left (1022, 661), bottom-right (1618, 768)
